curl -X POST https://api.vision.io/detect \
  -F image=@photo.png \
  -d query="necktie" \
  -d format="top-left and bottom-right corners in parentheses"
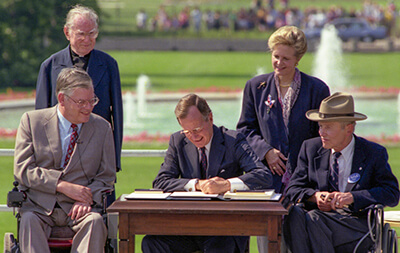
top-left (329, 152), bottom-right (342, 191)
top-left (200, 147), bottom-right (207, 179)
top-left (64, 124), bottom-right (79, 167)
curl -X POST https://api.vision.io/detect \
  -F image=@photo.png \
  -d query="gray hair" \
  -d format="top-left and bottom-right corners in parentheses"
top-left (175, 93), bottom-right (211, 121)
top-left (64, 4), bottom-right (99, 30)
top-left (56, 68), bottom-right (93, 98)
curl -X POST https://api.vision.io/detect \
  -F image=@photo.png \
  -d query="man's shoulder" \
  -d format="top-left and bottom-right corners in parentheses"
top-left (355, 135), bottom-right (387, 154)
top-left (92, 49), bottom-right (117, 63)
top-left (89, 113), bottom-right (112, 128)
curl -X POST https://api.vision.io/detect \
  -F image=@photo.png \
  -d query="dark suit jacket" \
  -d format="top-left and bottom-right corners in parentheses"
top-left (237, 71), bottom-right (330, 192)
top-left (153, 125), bottom-right (272, 192)
top-left (285, 136), bottom-right (400, 212)
top-left (14, 106), bottom-right (116, 216)
top-left (35, 46), bottom-right (123, 171)
top-left (153, 125), bottom-right (272, 252)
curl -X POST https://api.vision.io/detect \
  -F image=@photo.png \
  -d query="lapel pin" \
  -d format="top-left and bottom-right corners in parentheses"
top-left (348, 173), bottom-right (361, 184)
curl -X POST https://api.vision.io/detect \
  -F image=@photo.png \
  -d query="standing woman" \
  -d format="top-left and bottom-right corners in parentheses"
top-left (237, 26), bottom-right (330, 193)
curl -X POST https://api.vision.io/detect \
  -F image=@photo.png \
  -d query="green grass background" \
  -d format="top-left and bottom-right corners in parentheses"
top-left (111, 51), bottom-right (400, 92)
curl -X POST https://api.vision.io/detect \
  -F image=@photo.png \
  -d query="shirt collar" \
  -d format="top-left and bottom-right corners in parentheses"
top-left (57, 106), bottom-right (82, 132)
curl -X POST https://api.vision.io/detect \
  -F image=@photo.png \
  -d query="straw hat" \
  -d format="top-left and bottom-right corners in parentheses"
top-left (306, 92), bottom-right (367, 122)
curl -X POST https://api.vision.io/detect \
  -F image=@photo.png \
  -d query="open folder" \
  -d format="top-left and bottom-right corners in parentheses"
top-left (125, 189), bottom-right (281, 201)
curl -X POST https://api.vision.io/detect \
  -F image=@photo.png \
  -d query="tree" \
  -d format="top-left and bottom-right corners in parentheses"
top-left (0, 0), bottom-right (100, 88)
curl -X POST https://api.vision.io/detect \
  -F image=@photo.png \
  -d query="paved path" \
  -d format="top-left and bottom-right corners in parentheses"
top-left (96, 37), bottom-right (400, 52)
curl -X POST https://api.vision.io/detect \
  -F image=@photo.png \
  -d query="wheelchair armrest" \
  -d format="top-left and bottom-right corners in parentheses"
top-left (7, 181), bottom-right (26, 208)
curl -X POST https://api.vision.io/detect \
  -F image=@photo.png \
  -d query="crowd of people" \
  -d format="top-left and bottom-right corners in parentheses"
top-left (135, 0), bottom-right (398, 35)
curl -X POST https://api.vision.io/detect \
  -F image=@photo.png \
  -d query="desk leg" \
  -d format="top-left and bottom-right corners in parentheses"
top-left (119, 213), bottom-right (135, 252)
top-left (267, 216), bottom-right (281, 253)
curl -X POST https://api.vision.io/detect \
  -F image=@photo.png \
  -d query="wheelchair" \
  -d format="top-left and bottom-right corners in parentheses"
top-left (356, 204), bottom-right (398, 253)
top-left (4, 181), bottom-right (117, 253)
top-left (287, 202), bottom-right (398, 253)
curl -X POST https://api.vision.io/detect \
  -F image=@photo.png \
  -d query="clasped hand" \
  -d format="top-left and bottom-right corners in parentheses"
top-left (195, 176), bottom-right (230, 194)
top-left (56, 180), bottom-right (93, 220)
top-left (314, 191), bottom-right (354, 212)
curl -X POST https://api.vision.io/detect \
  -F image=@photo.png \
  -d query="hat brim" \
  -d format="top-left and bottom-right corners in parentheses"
top-left (306, 110), bottom-right (368, 122)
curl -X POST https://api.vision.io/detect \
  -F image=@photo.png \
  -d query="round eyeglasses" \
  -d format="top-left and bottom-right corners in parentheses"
top-left (65, 94), bottom-right (99, 108)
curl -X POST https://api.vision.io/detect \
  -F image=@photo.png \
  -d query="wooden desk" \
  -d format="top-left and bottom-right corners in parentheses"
top-left (107, 197), bottom-right (288, 252)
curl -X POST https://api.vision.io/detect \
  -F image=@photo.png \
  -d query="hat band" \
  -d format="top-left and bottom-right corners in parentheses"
top-left (319, 112), bottom-right (355, 119)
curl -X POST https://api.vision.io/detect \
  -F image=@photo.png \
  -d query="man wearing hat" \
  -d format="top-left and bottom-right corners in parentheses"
top-left (282, 92), bottom-right (399, 252)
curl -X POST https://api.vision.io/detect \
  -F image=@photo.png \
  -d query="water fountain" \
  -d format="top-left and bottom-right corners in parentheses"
top-left (136, 74), bottom-right (151, 118)
top-left (311, 24), bottom-right (347, 92)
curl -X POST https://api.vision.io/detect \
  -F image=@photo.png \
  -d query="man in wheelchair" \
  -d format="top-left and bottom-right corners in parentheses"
top-left (13, 67), bottom-right (116, 253)
top-left (282, 92), bottom-right (400, 253)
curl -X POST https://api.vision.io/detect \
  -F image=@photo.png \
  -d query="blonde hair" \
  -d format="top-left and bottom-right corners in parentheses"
top-left (268, 26), bottom-right (307, 59)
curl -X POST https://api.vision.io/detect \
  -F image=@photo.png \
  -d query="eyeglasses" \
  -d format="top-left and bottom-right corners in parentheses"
top-left (65, 94), bottom-right (99, 108)
top-left (180, 126), bottom-right (204, 136)
top-left (72, 28), bottom-right (98, 40)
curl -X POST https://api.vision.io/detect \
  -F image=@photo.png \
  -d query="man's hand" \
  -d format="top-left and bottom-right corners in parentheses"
top-left (309, 191), bottom-right (354, 211)
top-left (56, 180), bottom-right (93, 205)
top-left (265, 148), bottom-right (287, 176)
top-left (68, 202), bottom-right (92, 220)
top-left (196, 177), bottom-right (230, 194)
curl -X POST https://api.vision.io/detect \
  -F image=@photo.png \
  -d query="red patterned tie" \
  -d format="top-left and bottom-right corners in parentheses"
top-left (200, 147), bottom-right (207, 179)
top-left (64, 124), bottom-right (78, 167)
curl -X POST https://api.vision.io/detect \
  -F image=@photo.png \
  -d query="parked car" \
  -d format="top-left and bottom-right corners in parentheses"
top-left (304, 18), bottom-right (388, 42)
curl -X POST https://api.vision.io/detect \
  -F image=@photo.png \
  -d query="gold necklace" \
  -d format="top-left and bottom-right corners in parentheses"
top-left (280, 83), bottom-right (291, 88)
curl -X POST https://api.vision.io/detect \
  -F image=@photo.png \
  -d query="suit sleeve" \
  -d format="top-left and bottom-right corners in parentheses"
top-left (234, 133), bottom-right (273, 189)
top-left (153, 135), bottom-right (191, 192)
top-left (109, 59), bottom-right (123, 171)
top-left (88, 125), bottom-right (116, 205)
top-left (237, 80), bottom-right (273, 160)
top-left (35, 61), bottom-right (52, 109)
top-left (14, 113), bottom-right (62, 194)
top-left (351, 147), bottom-right (399, 210)
top-left (284, 141), bottom-right (318, 204)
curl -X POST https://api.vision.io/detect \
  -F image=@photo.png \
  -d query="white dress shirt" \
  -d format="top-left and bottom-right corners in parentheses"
top-left (57, 107), bottom-right (82, 165)
top-left (332, 135), bottom-right (355, 192)
top-left (184, 136), bottom-right (249, 192)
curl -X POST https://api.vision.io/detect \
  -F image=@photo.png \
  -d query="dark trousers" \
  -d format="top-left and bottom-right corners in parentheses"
top-left (142, 235), bottom-right (248, 253)
top-left (283, 205), bottom-right (373, 253)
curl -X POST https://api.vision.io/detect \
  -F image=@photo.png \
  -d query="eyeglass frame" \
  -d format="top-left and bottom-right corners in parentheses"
top-left (71, 28), bottom-right (99, 40)
top-left (180, 126), bottom-right (205, 136)
top-left (65, 94), bottom-right (100, 108)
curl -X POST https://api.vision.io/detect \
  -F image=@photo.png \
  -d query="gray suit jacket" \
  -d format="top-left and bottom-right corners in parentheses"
top-left (14, 106), bottom-right (116, 215)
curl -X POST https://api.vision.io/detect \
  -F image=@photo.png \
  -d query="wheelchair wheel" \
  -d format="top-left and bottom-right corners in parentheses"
top-left (4, 232), bottom-right (16, 253)
top-left (381, 223), bottom-right (398, 253)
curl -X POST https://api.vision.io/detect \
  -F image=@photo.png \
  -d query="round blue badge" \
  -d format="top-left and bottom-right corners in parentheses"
top-left (348, 173), bottom-right (361, 184)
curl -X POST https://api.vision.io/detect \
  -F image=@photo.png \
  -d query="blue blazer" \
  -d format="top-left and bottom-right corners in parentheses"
top-left (35, 46), bottom-right (123, 170)
top-left (153, 125), bottom-right (272, 192)
top-left (285, 136), bottom-right (400, 212)
top-left (237, 72), bottom-right (330, 192)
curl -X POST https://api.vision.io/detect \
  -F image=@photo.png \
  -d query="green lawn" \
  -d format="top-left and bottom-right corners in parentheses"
top-left (108, 51), bottom-right (400, 92)
top-left (1, 141), bottom-right (400, 252)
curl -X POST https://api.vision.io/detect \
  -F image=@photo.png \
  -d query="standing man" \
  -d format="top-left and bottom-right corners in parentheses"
top-left (283, 92), bottom-right (400, 252)
top-left (14, 68), bottom-right (116, 253)
top-left (142, 93), bottom-right (272, 253)
top-left (35, 4), bottom-right (123, 173)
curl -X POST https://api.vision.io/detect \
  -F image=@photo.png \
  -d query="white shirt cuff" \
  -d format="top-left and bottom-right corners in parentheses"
top-left (184, 179), bottom-right (198, 192)
top-left (228, 178), bottom-right (249, 192)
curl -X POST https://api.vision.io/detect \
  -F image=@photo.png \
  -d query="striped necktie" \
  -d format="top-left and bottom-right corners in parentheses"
top-left (200, 147), bottom-right (207, 179)
top-left (329, 152), bottom-right (342, 191)
top-left (64, 124), bottom-right (78, 167)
